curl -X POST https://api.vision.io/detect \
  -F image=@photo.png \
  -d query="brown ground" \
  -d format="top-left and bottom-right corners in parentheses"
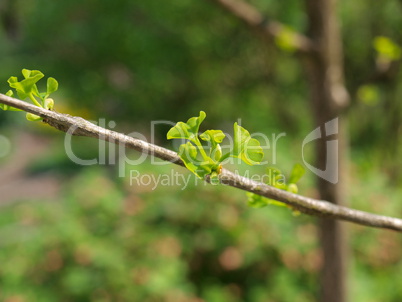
top-left (0, 131), bottom-right (61, 206)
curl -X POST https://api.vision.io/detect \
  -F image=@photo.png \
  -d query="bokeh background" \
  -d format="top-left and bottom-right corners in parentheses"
top-left (0, 0), bottom-right (402, 301)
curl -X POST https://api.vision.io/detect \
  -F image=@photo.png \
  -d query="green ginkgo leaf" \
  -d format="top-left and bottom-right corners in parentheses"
top-left (200, 129), bottom-right (225, 160)
top-left (167, 112), bottom-right (264, 180)
top-left (288, 163), bottom-right (305, 184)
top-left (212, 144), bottom-right (222, 161)
top-left (287, 183), bottom-right (298, 194)
top-left (7, 77), bottom-right (27, 99)
top-left (46, 77), bottom-right (58, 96)
top-left (22, 69), bottom-right (44, 79)
top-left (21, 69), bottom-right (31, 79)
top-left (200, 130), bottom-right (225, 145)
top-left (266, 167), bottom-right (286, 189)
top-left (3, 69), bottom-right (58, 121)
top-left (167, 111), bottom-right (206, 142)
top-left (178, 142), bottom-right (214, 179)
top-left (246, 164), bottom-right (304, 210)
top-left (26, 113), bottom-right (42, 121)
top-left (21, 70), bottom-right (44, 98)
top-left (232, 123), bottom-right (264, 165)
top-left (247, 192), bottom-right (268, 208)
top-left (7, 73), bottom-right (44, 100)
top-left (44, 98), bottom-right (54, 110)
top-left (247, 192), bottom-right (287, 208)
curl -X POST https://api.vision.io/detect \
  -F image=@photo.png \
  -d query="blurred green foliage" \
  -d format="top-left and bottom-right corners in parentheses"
top-left (1, 163), bottom-right (402, 301)
top-left (0, 0), bottom-right (402, 301)
top-left (373, 36), bottom-right (401, 61)
top-left (0, 166), bottom-right (319, 302)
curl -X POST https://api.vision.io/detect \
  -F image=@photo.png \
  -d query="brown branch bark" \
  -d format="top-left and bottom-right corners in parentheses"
top-left (1, 93), bottom-right (402, 232)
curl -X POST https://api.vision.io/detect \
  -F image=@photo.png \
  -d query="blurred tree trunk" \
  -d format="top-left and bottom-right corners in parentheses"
top-left (209, 0), bottom-right (351, 300)
top-left (383, 80), bottom-right (402, 185)
top-left (303, 0), bottom-right (350, 301)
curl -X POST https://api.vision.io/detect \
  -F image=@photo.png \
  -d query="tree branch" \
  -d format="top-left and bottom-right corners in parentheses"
top-left (208, 0), bottom-right (316, 55)
top-left (1, 93), bottom-right (402, 232)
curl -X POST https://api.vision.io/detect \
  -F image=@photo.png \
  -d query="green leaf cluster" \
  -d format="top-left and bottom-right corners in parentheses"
top-left (2, 69), bottom-right (58, 121)
top-left (247, 164), bottom-right (305, 211)
top-left (373, 36), bottom-right (401, 61)
top-left (167, 111), bottom-right (264, 180)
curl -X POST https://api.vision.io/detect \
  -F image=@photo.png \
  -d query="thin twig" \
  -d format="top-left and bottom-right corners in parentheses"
top-left (208, 0), bottom-right (316, 55)
top-left (1, 93), bottom-right (402, 232)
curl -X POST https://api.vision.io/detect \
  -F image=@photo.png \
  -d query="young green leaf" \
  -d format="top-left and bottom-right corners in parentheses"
top-left (178, 142), bottom-right (214, 179)
top-left (46, 77), bottom-right (58, 96)
top-left (210, 170), bottom-right (221, 184)
top-left (200, 129), bottom-right (225, 145)
top-left (22, 69), bottom-right (43, 99)
top-left (212, 144), bottom-right (222, 161)
top-left (168, 112), bottom-right (263, 180)
top-left (247, 192), bottom-right (287, 209)
top-left (178, 142), bottom-right (199, 175)
top-left (8, 73), bottom-right (44, 99)
top-left (4, 69), bottom-right (58, 121)
top-left (287, 183), bottom-right (298, 194)
top-left (167, 111), bottom-right (206, 142)
top-left (247, 192), bottom-right (268, 208)
top-left (266, 167), bottom-right (287, 189)
top-left (26, 113), bottom-right (42, 121)
top-left (22, 69), bottom-right (44, 79)
top-left (44, 98), bottom-right (54, 110)
top-left (232, 123), bottom-right (264, 165)
top-left (288, 163), bottom-right (305, 184)
top-left (7, 77), bottom-right (27, 99)
top-left (246, 164), bottom-right (304, 211)
top-left (21, 69), bottom-right (31, 79)
top-left (200, 129), bottom-right (225, 161)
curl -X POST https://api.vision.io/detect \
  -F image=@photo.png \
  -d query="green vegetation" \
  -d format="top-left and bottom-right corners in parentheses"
top-left (0, 0), bottom-right (402, 301)
top-left (1, 69), bottom-right (58, 121)
top-left (167, 111), bottom-right (263, 179)
top-left (0, 166), bottom-right (320, 302)
top-left (247, 164), bottom-right (305, 209)
top-left (1, 163), bottom-right (401, 302)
